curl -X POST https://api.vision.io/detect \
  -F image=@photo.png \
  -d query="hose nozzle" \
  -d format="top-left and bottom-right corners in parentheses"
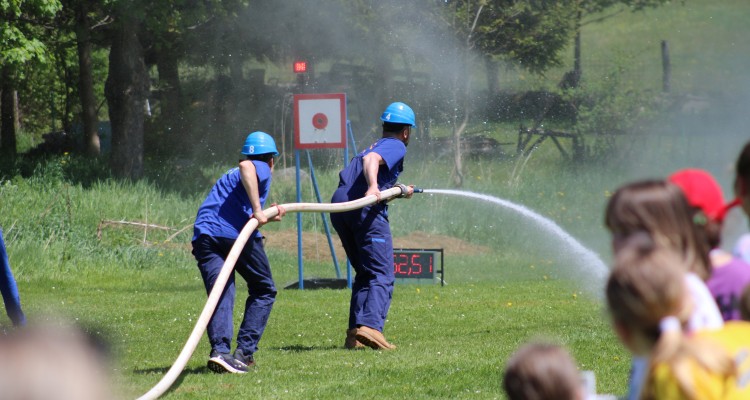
top-left (395, 184), bottom-right (423, 198)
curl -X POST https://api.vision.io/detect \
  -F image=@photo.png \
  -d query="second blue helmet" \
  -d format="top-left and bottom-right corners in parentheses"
top-left (380, 102), bottom-right (416, 128)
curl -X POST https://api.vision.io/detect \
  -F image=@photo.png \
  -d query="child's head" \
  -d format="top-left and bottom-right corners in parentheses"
top-left (606, 240), bottom-right (734, 399)
top-left (503, 342), bottom-right (583, 400)
top-left (605, 179), bottom-right (712, 280)
top-left (606, 238), bottom-right (689, 353)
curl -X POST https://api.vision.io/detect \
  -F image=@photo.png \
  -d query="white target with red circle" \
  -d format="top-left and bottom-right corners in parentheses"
top-left (293, 93), bottom-right (346, 149)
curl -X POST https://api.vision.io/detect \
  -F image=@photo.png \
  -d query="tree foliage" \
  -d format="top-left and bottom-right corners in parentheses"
top-left (1, 0), bottom-right (62, 67)
top-left (1, 0), bottom-right (673, 179)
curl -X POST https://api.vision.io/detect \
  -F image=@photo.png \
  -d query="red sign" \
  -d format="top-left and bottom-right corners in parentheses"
top-left (293, 93), bottom-right (346, 149)
top-left (293, 61), bottom-right (307, 73)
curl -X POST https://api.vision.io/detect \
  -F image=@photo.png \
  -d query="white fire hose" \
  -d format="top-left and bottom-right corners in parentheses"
top-left (137, 185), bottom-right (412, 400)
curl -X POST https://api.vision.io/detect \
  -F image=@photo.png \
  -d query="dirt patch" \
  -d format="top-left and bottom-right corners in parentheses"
top-left (265, 229), bottom-right (489, 262)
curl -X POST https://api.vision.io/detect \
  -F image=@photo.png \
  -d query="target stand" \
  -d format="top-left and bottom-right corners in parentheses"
top-left (289, 93), bottom-right (350, 289)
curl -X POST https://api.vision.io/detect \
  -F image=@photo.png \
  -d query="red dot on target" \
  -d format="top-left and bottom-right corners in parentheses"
top-left (312, 113), bottom-right (328, 130)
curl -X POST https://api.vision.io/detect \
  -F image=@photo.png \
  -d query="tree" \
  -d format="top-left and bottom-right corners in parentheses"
top-left (104, 0), bottom-right (149, 179)
top-left (563, 0), bottom-right (670, 88)
top-left (0, 0), bottom-right (62, 161)
top-left (428, 0), bottom-right (577, 186)
top-left (69, 0), bottom-right (103, 156)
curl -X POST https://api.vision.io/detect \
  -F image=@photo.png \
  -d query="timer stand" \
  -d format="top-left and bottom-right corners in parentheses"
top-left (393, 248), bottom-right (444, 286)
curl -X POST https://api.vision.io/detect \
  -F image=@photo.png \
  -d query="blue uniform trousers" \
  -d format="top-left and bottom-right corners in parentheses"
top-left (0, 228), bottom-right (25, 326)
top-left (331, 206), bottom-right (394, 332)
top-left (192, 234), bottom-right (276, 355)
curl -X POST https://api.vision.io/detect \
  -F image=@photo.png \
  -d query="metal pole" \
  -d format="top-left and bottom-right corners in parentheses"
top-left (295, 150), bottom-right (304, 289)
top-left (306, 150), bottom-right (342, 278)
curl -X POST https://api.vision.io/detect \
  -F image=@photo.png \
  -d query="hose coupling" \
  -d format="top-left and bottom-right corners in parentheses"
top-left (395, 183), bottom-right (409, 198)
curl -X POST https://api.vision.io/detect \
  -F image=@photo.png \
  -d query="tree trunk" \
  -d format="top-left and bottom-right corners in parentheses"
top-left (75, 0), bottom-right (100, 156)
top-left (484, 56), bottom-right (499, 95)
top-left (105, 13), bottom-right (149, 179)
top-left (571, 9), bottom-right (582, 88)
top-left (156, 45), bottom-right (182, 139)
top-left (661, 40), bottom-right (671, 93)
top-left (1, 67), bottom-right (18, 162)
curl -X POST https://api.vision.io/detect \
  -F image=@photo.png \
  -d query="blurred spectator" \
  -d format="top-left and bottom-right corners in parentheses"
top-left (0, 321), bottom-right (116, 400)
top-left (604, 180), bottom-right (724, 400)
top-left (668, 168), bottom-right (750, 321)
top-left (606, 241), bottom-right (750, 399)
top-left (503, 341), bottom-right (584, 400)
top-left (0, 227), bottom-right (25, 327)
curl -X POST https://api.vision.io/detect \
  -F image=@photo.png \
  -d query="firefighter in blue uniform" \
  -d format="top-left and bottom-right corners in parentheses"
top-left (331, 102), bottom-right (416, 350)
top-left (192, 131), bottom-right (285, 373)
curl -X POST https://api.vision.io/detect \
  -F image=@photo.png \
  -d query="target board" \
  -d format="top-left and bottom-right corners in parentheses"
top-left (294, 93), bottom-right (346, 149)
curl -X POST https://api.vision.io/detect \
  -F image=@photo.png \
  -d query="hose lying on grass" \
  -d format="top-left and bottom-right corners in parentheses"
top-left (137, 185), bottom-right (409, 400)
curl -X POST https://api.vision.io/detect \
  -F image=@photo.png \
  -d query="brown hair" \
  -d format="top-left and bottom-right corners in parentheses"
top-left (503, 342), bottom-right (581, 400)
top-left (740, 284), bottom-right (750, 322)
top-left (605, 180), bottom-right (713, 280)
top-left (736, 141), bottom-right (750, 186)
top-left (606, 242), bottom-right (734, 400)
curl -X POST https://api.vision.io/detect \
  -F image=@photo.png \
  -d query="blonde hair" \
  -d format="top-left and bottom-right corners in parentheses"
top-left (605, 180), bottom-right (712, 280)
top-left (606, 243), bottom-right (735, 400)
top-left (503, 342), bottom-right (581, 400)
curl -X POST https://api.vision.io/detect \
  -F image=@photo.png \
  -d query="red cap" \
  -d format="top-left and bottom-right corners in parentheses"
top-left (668, 168), bottom-right (734, 223)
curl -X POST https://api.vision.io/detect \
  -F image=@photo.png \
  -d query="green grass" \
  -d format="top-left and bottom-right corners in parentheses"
top-left (0, 153), bottom-right (631, 399)
top-left (499, 0), bottom-right (750, 97)
top-left (4, 114), bottom-right (749, 398)
top-left (15, 259), bottom-right (626, 399)
top-left (2, 2), bottom-right (749, 396)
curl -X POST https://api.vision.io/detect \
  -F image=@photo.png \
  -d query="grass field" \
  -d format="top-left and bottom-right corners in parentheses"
top-left (0, 149), bottom-right (631, 399)
top-left (2, 0), bottom-right (750, 398)
top-left (3, 126), bottom-right (750, 399)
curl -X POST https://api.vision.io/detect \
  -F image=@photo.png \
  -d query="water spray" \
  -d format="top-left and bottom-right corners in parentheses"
top-left (421, 189), bottom-right (608, 283)
top-left (136, 185), bottom-right (413, 400)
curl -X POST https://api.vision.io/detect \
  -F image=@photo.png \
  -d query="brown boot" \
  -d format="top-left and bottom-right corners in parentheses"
top-left (345, 328), bottom-right (365, 349)
top-left (355, 326), bottom-right (396, 350)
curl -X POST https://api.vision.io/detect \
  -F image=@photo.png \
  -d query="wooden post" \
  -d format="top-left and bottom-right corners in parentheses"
top-left (661, 40), bottom-right (671, 93)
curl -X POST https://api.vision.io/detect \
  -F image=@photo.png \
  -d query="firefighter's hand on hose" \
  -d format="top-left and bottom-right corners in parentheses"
top-left (252, 209), bottom-right (269, 226)
top-left (395, 183), bottom-right (415, 199)
top-left (365, 186), bottom-right (382, 203)
top-left (270, 203), bottom-right (286, 222)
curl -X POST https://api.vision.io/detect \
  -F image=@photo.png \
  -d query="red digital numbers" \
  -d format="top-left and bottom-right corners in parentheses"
top-left (393, 251), bottom-right (434, 278)
top-left (394, 253), bottom-right (409, 276)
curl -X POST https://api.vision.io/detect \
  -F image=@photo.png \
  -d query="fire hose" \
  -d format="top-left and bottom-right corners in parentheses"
top-left (137, 184), bottom-right (419, 400)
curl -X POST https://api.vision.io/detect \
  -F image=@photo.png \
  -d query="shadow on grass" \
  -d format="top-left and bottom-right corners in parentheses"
top-left (274, 344), bottom-right (342, 352)
top-left (133, 366), bottom-right (208, 375)
top-left (131, 366), bottom-right (214, 398)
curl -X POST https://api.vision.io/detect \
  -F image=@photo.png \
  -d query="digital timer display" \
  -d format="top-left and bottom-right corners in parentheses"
top-left (393, 248), bottom-right (443, 284)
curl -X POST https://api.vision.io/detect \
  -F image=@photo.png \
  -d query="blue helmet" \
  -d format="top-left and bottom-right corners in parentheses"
top-left (380, 102), bottom-right (416, 127)
top-left (241, 131), bottom-right (279, 157)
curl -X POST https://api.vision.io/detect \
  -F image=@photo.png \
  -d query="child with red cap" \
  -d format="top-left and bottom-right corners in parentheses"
top-left (668, 168), bottom-right (750, 321)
